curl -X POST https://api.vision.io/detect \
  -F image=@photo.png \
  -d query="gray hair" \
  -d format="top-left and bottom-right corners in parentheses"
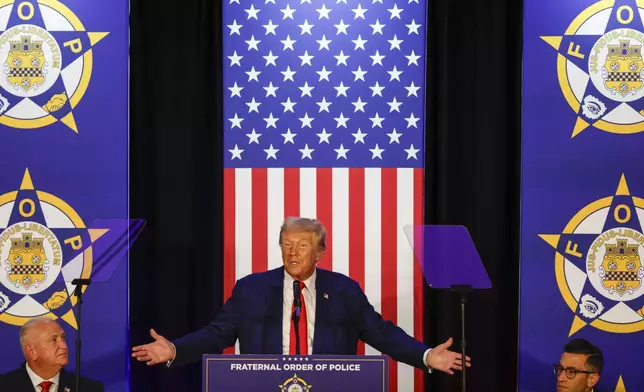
top-left (279, 217), bottom-right (327, 251)
top-left (19, 317), bottom-right (56, 347)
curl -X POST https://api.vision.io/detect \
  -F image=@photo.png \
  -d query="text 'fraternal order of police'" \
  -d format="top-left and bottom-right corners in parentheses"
top-left (230, 363), bottom-right (360, 372)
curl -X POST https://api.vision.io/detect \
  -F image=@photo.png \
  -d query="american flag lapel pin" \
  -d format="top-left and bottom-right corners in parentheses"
top-left (323, 293), bottom-right (329, 300)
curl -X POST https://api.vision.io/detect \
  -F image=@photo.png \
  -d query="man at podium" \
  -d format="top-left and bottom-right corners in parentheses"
top-left (132, 217), bottom-right (470, 375)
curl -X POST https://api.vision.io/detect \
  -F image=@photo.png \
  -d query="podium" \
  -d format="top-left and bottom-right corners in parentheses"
top-left (202, 355), bottom-right (389, 392)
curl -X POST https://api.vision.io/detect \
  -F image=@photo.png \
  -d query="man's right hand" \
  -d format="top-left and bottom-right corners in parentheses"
top-left (131, 329), bottom-right (175, 366)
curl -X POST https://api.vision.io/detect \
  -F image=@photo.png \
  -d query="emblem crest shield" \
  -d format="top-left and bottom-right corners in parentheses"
top-left (6, 233), bottom-right (47, 289)
top-left (603, 39), bottom-right (644, 96)
top-left (5, 35), bottom-right (46, 92)
top-left (600, 238), bottom-right (642, 296)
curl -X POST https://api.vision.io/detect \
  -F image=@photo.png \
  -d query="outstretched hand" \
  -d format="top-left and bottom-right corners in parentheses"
top-left (425, 337), bottom-right (471, 375)
top-left (131, 329), bottom-right (175, 366)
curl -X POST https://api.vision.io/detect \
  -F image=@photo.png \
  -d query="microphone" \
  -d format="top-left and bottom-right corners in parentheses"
top-left (292, 280), bottom-right (301, 355)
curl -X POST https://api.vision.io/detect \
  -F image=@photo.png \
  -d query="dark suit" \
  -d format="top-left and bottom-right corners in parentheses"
top-left (172, 267), bottom-right (429, 369)
top-left (0, 364), bottom-right (104, 392)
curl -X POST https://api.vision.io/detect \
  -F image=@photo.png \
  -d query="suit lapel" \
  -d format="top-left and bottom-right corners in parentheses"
top-left (18, 364), bottom-right (35, 390)
top-left (262, 267), bottom-right (284, 354)
top-left (58, 369), bottom-right (71, 391)
top-left (312, 268), bottom-right (332, 354)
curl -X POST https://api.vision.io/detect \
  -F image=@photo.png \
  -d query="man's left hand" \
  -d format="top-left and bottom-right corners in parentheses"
top-left (425, 337), bottom-right (471, 375)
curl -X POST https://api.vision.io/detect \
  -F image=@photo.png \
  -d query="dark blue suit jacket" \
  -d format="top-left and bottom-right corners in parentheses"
top-left (0, 363), bottom-right (104, 392)
top-left (172, 267), bottom-right (430, 370)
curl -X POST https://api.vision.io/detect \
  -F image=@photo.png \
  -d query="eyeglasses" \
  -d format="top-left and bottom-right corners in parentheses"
top-left (553, 364), bottom-right (595, 379)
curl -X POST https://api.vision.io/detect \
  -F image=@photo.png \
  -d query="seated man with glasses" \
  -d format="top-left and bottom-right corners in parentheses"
top-left (553, 338), bottom-right (604, 392)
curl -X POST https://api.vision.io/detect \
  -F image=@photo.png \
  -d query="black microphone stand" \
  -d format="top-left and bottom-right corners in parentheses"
top-left (292, 281), bottom-right (301, 355)
top-left (72, 278), bottom-right (92, 392)
top-left (451, 284), bottom-right (472, 392)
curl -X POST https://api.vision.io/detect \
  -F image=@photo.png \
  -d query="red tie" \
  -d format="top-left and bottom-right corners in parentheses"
top-left (39, 381), bottom-right (53, 392)
top-left (289, 281), bottom-right (308, 355)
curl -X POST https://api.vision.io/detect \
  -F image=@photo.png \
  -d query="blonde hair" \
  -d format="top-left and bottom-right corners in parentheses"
top-left (279, 217), bottom-right (327, 251)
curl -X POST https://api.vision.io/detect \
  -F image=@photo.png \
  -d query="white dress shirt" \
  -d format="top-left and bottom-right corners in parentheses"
top-left (282, 269), bottom-right (317, 354)
top-left (25, 362), bottom-right (61, 392)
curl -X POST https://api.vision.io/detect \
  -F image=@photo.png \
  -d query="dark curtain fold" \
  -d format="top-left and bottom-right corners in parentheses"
top-left (424, 0), bottom-right (523, 390)
top-left (129, 0), bottom-right (222, 391)
top-left (129, 0), bottom-right (522, 390)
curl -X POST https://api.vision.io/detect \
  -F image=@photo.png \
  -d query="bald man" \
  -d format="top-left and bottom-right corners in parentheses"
top-left (0, 317), bottom-right (104, 392)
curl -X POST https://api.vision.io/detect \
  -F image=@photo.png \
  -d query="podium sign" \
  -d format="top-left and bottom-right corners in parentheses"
top-left (203, 355), bottom-right (389, 392)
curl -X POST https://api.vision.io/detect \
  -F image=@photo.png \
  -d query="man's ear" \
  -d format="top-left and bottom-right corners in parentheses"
top-left (24, 344), bottom-right (37, 360)
top-left (587, 373), bottom-right (599, 388)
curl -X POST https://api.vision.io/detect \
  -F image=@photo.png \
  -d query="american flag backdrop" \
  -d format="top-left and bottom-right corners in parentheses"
top-left (222, 1), bottom-right (427, 391)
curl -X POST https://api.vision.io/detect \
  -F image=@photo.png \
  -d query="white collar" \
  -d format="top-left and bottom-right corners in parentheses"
top-left (25, 362), bottom-right (60, 390)
top-left (284, 268), bottom-right (317, 292)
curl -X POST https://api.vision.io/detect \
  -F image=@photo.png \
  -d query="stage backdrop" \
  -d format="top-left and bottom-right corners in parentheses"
top-left (0, 0), bottom-right (128, 391)
top-left (520, 0), bottom-right (644, 391)
top-left (222, 1), bottom-right (427, 391)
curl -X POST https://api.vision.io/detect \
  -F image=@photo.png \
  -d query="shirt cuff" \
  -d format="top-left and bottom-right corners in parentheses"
top-left (423, 348), bottom-right (433, 373)
top-left (166, 343), bottom-right (177, 368)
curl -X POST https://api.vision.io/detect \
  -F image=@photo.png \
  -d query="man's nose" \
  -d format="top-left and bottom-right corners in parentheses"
top-left (58, 339), bottom-right (68, 350)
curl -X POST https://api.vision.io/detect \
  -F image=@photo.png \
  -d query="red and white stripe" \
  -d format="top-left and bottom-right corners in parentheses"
top-left (223, 167), bottom-right (425, 392)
